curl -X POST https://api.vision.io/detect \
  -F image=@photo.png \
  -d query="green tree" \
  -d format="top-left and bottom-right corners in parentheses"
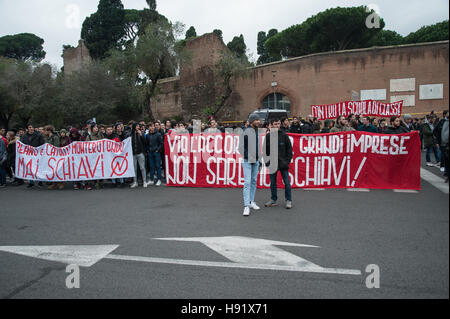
top-left (0, 33), bottom-right (46, 62)
top-left (146, 0), bottom-right (157, 11)
top-left (257, 29), bottom-right (278, 64)
top-left (60, 62), bottom-right (129, 126)
top-left (121, 9), bottom-right (142, 46)
top-left (81, 0), bottom-right (126, 59)
top-left (213, 29), bottom-right (223, 41)
top-left (368, 30), bottom-right (404, 46)
top-left (185, 26), bottom-right (197, 39)
top-left (404, 20), bottom-right (449, 44)
top-left (266, 6), bottom-right (385, 59)
top-left (212, 50), bottom-right (250, 117)
top-left (0, 59), bottom-right (60, 129)
top-left (227, 34), bottom-right (248, 60)
top-left (135, 21), bottom-right (185, 121)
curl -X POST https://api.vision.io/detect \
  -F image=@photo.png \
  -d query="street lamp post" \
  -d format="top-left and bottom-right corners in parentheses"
top-left (272, 70), bottom-right (277, 109)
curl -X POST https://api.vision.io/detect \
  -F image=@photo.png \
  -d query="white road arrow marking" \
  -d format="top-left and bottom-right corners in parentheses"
top-left (0, 245), bottom-right (119, 267)
top-left (0, 237), bottom-right (362, 275)
top-left (154, 236), bottom-right (321, 268)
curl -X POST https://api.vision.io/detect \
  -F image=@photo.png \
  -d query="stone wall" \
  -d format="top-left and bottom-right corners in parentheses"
top-left (179, 33), bottom-right (230, 121)
top-left (150, 76), bottom-right (182, 120)
top-left (63, 40), bottom-right (92, 75)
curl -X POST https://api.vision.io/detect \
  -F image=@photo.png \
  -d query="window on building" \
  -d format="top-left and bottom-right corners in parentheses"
top-left (262, 93), bottom-right (291, 112)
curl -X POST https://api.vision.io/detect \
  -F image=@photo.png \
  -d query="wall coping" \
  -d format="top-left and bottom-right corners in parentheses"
top-left (252, 40), bottom-right (449, 70)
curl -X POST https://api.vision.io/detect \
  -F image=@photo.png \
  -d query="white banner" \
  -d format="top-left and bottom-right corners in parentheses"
top-left (15, 138), bottom-right (135, 181)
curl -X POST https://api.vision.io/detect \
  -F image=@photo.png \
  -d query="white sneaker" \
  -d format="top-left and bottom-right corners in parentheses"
top-left (143, 182), bottom-right (148, 188)
top-left (426, 162), bottom-right (434, 167)
top-left (130, 182), bottom-right (138, 188)
top-left (249, 202), bottom-right (260, 210)
top-left (148, 180), bottom-right (155, 186)
top-left (243, 207), bottom-right (250, 216)
top-left (440, 167), bottom-right (445, 172)
top-left (156, 180), bottom-right (161, 186)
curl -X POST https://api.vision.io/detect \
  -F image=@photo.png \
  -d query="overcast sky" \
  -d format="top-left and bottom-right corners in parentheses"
top-left (0, 0), bottom-right (448, 69)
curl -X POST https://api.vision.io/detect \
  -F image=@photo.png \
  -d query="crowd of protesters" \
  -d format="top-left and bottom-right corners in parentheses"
top-left (0, 110), bottom-right (448, 189)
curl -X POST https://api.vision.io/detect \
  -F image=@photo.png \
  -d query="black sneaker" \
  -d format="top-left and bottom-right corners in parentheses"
top-left (27, 183), bottom-right (34, 188)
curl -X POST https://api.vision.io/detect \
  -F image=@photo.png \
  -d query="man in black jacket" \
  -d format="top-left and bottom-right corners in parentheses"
top-left (20, 124), bottom-right (45, 188)
top-left (263, 119), bottom-right (293, 209)
top-left (145, 123), bottom-right (163, 186)
top-left (130, 122), bottom-right (148, 189)
top-left (289, 117), bottom-right (302, 134)
top-left (385, 116), bottom-right (409, 134)
top-left (301, 115), bottom-right (314, 134)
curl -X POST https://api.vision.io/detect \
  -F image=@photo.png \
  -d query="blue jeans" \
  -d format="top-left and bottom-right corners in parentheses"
top-left (148, 152), bottom-right (162, 181)
top-left (426, 145), bottom-right (441, 163)
top-left (242, 160), bottom-right (259, 207)
top-left (270, 169), bottom-right (292, 202)
top-left (111, 178), bottom-right (124, 184)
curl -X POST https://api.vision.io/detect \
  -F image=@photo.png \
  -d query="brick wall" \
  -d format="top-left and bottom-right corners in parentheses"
top-left (151, 33), bottom-right (449, 121)
top-left (234, 41), bottom-right (449, 119)
top-left (63, 40), bottom-right (92, 75)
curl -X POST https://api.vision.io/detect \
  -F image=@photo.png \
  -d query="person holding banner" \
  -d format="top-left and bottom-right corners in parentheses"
top-left (385, 116), bottom-right (409, 134)
top-left (44, 125), bottom-right (62, 190)
top-left (239, 114), bottom-right (262, 217)
top-left (105, 125), bottom-right (125, 188)
top-left (263, 119), bottom-right (293, 209)
top-left (358, 116), bottom-right (378, 133)
top-left (0, 136), bottom-right (6, 188)
top-left (20, 124), bottom-right (45, 188)
top-left (330, 116), bottom-right (352, 133)
top-left (85, 123), bottom-right (104, 190)
top-left (68, 128), bottom-right (86, 190)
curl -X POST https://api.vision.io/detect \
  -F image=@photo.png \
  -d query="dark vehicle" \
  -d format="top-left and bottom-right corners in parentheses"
top-left (248, 109), bottom-right (289, 125)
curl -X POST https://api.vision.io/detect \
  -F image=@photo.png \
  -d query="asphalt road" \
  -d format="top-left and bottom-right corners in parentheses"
top-left (0, 153), bottom-right (448, 300)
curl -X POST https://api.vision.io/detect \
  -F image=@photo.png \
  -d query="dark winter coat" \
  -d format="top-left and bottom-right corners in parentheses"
top-left (131, 132), bottom-right (145, 155)
top-left (68, 128), bottom-right (84, 143)
top-left (421, 122), bottom-right (436, 148)
top-left (263, 130), bottom-right (293, 171)
top-left (239, 126), bottom-right (261, 162)
top-left (45, 134), bottom-right (60, 147)
top-left (358, 124), bottom-right (379, 133)
top-left (20, 131), bottom-right (45, 147)
top-left (384, 125), bottom-right (409, 134)
top-left (289, 123), bottom-right (302, 134)
top-left (59, 136), bottom-right (71, 148)
top-left (85, 131), bottom-right (104, 141)
top-left (7, 138), bottom-right (18, 168)
top-left (301, 121), bottom-right (314, 134)
top-left (145, 131), bottom-right (163, 153)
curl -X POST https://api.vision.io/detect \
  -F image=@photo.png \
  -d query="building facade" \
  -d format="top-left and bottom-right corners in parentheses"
top-left (151, 34), bottom-right (449, 121)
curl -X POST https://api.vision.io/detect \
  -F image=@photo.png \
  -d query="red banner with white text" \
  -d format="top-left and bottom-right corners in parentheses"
top-left (311, 100), bottom-right (403, 120)
top-left (164, 131), bottom-right (421, 190)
